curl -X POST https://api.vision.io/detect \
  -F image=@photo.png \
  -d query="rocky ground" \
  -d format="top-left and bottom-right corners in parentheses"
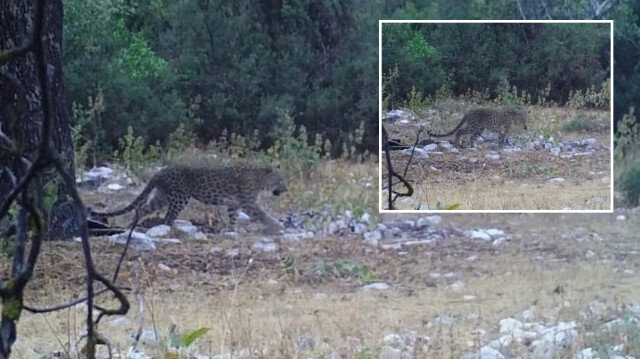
top-left (6, 165), bottom-right (639, 359)
top-left (383, 106), bottom-right (611, 210)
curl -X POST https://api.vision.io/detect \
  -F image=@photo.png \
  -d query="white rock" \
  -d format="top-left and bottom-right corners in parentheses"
top-left (500, 318), bottom-right (524, 334)
top-left (110, 231), bottom-right (155, 251)
top-left (401, 147), bottom-right (429, 159)
top-left (450, 281), bottom-right (465, 291)
top-left (379, 346), bottom-right (402, 359)
top-left (439, 142), bottom-right (454, 150)
top-left (106, 183), bottom-right (125, 191)
top-left (237, 211), bottom-right (251, 220)
top-left (252, 238), bottom-right (277, 252)
top-left (423, 143), bottom-right (438, 151)
top-left (550, 147), bottom-right (561, 155)
top-left (294, 333), bottom-right (315, 351)
top-left (575, 348), bottom-right (596, 359)
top-left (479, 345), bottom-right (505, 359)
top-left (468, 230), bottom-right (492, 241)
top-left (616, 215), bottom-right (626, 221)
top-left (549, 177), bottom-right (565, 183)
top-left (361, 282), bottom-right (390, 291)
top-left (146, 224), bottom-right (171, 237)
top-left (157, 263), bottom-right (172, 271)
top-left (361, 212), bottom-right (370, 223)
top-left (587, 300), bottom-right (607, 317)
top-left (282, 231), bottom-right (314, 242)
top-left (416, 215), bottom-right (441, 229)
top-left (485, 228), bottom-right (505, 238)
top-left (363, 230), bottom-right (382, 246)
top-left (485, 152), bottom-right (500, 160)
top-left (172, 220), bottom-right (199, 235)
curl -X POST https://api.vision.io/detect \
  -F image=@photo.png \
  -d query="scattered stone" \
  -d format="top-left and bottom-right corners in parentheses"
top-left (106, 183), bottom-right (125, 191)
top-left (157, 263), bottom-right (172, 271)
top-left (146, 224), bottom-right (171, 237)
top-left (363, 230), bottom-right (382, 246)
top-left (379, 331), bottom-right (426, 359)
top-left (439, 142), bottom-right (454, 150)
top-left (416, 215), bottom-right (441, 229)
top-left (252, 237), bottom-right (278, 253)
top-left (423, 143), bottom-right (438, 151)
top-left (172, 220), bottom-right (199, 235)
top-left (549, 177), bottom-right (565, 183)
top-left (401, 147), bottom-right (429, 159)
top-left (282, 231), bottom-right (315, 242)
top-left (575, 347), bottom-right (596, 359)
top-left (616, 215), bottom-right (626, 221)
top-left (294, 333), bottom-right (315, 351)
top-left (485, 152), bottom-right (500, 160)
top-left (432, 315), bottom-right (458, 326)
top-left (499, 318), bottom-right (524, 334)
top-left (362, 282), bottom-right (390, 291)
top-left (587, 300), bottom-right (607, 318)
top-left (550, 147), bottom-right (561, 155)
top-left (237, 211), bottom-right (251, 221)
top-left (468, 230), bottom-right (492, 241)
top-left (168, 283), bottom-right (182, 292)
top-left (379, 345), bottom-right (402, 359)
top-left (77, 166), bottom-right (114, 187)
top-left (461, 345), bottom-right (505, 359)
top-left (328, 219), bottom-right (347, 235)
top-left (110, 231), bottom-right (156, 251)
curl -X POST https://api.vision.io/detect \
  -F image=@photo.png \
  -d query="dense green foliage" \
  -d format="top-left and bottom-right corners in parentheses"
top-left (62, 0), bottom-right (638, 162)
top-left (382, 23), bottom-right (610, 108)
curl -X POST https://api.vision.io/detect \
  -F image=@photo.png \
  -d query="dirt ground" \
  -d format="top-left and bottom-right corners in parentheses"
top-left (383, 106), bottom-right (611, 211)
top-left (7, 212), bottom-right (640, 358)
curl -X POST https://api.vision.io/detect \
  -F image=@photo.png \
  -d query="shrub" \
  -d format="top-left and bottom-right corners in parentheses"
top-left (563, 116), bottom-right (590, 132)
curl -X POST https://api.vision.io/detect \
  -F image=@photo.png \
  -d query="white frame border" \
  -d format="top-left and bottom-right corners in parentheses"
top-left (379, 19), bottom-right (614, 214)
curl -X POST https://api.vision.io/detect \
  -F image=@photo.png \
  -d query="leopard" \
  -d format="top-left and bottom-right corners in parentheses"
top-left (427, 108), bottom-right (529, 148)
top-left (90, 164), bottom-right (287, 234)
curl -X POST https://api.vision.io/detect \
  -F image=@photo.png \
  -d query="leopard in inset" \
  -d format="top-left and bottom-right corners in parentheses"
top-left (90, 164), bottom-right (287, 234)
top-left (428, 108), bottom-right (529, 148)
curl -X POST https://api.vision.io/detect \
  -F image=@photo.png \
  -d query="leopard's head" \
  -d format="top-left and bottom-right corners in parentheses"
top-left (263, 169), bottom-right (287, 196)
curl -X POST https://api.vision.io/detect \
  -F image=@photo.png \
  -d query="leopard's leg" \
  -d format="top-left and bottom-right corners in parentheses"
top-left (241, 202), bottom-right (283, 235)
top-left (163, 195), bottom-right (188, 226)
top-left (498, 132), bottom-right (506, 146)
top-left (131, 189), bottom-right (168, 226)
top-left (226, 205), bottom-right (239, 232)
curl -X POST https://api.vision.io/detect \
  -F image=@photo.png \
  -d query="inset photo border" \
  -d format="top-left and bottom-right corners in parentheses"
top-left (379, 20), bottom-right (613, 213)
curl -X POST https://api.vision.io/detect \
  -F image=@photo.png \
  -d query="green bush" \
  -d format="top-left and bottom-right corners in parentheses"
top-left (563, 117), bottom-right (590, 132)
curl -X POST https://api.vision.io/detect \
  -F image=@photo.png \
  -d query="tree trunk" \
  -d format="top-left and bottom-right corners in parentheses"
top-left (0, 0), bottom-right (81, 239)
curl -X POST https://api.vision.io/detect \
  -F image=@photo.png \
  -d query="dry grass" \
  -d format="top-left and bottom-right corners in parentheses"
top-left (8, 212), bottom-right (640, 358)
top-left (383, 104), bottom-right (611, 211)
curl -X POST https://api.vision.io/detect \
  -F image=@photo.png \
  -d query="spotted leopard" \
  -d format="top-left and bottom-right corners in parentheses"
top-left (90, 164), bottom-right (286, 233)
top-left (428, 108), bottom-right (529, 147)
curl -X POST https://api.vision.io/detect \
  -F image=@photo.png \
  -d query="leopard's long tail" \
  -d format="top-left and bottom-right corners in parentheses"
top-left (90, 177), bottom-right (158, 219)
top-left (427, 117), bottom-right (467, 137)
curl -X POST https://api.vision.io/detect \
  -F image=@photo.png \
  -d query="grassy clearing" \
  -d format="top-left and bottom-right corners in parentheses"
top-left (383, 102), bottom-right (611, 211)
top-left (10, 213), bottom-right (640, 358)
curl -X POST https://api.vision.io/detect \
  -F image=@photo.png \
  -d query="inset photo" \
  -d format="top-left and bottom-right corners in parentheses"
top-left (380, 21), bottom-right (613, 212)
